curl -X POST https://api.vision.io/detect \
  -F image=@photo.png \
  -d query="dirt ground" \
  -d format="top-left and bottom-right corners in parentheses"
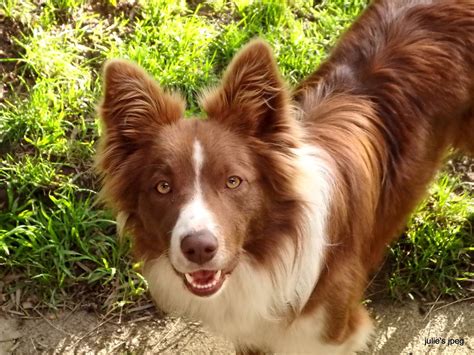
top-left (0, 298), bottom-right (472, 354)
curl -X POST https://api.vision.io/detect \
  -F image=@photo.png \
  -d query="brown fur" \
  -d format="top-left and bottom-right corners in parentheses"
top-left (96, 0), bottom-right (474, 351)
top-left (296, 0), bottom-right (474, 343)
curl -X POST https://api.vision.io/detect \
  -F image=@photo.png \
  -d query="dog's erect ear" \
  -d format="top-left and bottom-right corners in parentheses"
top-left (201, 40), bottom-right (293, 142)
top-left (100, 59), bottom-right (184, 140)
top-left (98, 60), bottom-right (185, 176)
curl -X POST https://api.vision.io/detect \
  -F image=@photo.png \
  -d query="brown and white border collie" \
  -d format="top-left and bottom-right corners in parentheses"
top-left (96, 0), bottom-right (474, 353)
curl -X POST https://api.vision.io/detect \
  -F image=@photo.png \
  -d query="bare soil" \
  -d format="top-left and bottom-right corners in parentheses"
top-left (447, 156), bottom-right (474, 194)
top-left (1, 298), bottom-right (472, 354)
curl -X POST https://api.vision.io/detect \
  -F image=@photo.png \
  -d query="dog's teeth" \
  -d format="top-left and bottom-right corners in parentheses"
top-left (185, 270), bottom-right (223, 291)
top-left (185, 273), bottom-right (194, 284)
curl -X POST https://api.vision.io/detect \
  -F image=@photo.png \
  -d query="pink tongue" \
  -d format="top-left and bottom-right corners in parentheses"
top-left (190, 270), bottom-right (216, 283)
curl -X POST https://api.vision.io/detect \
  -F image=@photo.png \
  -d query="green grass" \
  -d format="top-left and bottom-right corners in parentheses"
top-left (389, 174), bottom-right (473, 300)
top-left (0, 0), bottom-right (472, 311)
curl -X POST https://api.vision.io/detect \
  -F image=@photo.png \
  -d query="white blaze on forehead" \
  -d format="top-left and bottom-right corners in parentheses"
top-left (193, 139), bottom-right (204, 180)
top-left (170, 139), bottom-right (218, 268)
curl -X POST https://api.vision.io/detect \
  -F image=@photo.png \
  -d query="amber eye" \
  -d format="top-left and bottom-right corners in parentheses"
top-left (156, 181), bottom-right (171, 194)
top-left (226, 176), bottom-right (242, 189)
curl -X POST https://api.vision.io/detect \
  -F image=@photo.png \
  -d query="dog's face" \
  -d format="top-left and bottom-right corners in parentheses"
top-left (129, 120), bottom-right (265, 297)
top-left (97, 41), bottom-right (302, 297)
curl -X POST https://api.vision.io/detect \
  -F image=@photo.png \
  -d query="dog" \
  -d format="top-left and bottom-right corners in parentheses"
top-left (96, 0), bottom-right (474, 353)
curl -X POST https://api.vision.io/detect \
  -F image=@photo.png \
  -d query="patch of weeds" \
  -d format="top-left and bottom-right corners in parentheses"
top-left (1, 155), bottom-right (61, 201)
top-left (389, 174), bottom-right (473, 300)
top-left (1, 0), bottom-right (130, 153)
top-left (209, 0), bottom-right (367, 85)
top-left (0, 0), bottom-right (142, 310)
top-left (0, 184), bottom-right (146, 308)
top-left (108, 1), bottom-right (219, 110)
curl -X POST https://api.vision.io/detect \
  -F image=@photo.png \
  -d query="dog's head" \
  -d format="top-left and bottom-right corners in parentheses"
top-left (97, 40), bottom-right (304, 297)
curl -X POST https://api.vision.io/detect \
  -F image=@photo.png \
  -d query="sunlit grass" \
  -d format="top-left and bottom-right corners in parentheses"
top-left (389, 174), bottom-right (473, 300)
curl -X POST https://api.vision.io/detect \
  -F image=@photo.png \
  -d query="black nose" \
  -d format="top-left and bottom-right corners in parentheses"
top-left (180, 230), bottom-right (218, 265)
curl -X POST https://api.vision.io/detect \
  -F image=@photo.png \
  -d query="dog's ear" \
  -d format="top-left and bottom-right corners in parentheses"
top-left (98, 60), bottom-right (185, 174)
top-left (201, 40), bottom-right (293, 142)
top-left (100, 59), bottom-right (184, 139)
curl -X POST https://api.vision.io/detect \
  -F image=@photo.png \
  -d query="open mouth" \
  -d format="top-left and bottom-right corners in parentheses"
top-left (183, 270), bottom-right (226, 297)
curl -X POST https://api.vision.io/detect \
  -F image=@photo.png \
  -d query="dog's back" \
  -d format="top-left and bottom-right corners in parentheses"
top-left (295, 0), bottom-right (474, 343)
top-left (297, 0), bottom-right (474, 267)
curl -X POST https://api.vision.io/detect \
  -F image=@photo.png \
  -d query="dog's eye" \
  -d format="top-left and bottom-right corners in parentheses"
top-left (156, 181), bottom-right (171, 194)
top-left (226, 176), bottom-right (242, 189)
